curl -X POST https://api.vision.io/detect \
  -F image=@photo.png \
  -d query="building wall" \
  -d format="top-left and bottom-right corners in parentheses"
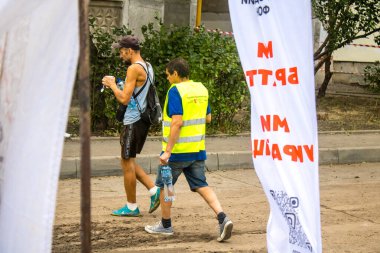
top-left (89, 0), bottom-right (123, 33)
top-left (332, 61), bottom-right (371, 85)
top-left (332, 36), bottom-right (379, 85)
top-left (161, 0), bottom-right (198, 28)
top-left (123, 0), bottom-right (164, 38)
top-left (333, 36), bottom-right (380, 63)
top-left (202, 0), bottom-right (229, 13)
top-left (163, 0), bottom-right (191, 26)
top-left (89, 0), bottom-right (164, 39)
top-left (89, 0), bottom-right (232, 36)
top-left (318, 29), bottom-right (379, 85)
top-left (90, 0), bottom-right (199, 39)
top-left (201, 0), bottom-right (232, 32)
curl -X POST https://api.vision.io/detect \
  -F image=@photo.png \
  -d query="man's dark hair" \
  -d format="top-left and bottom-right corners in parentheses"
top-left (166, 58), bottom-right (189, 78)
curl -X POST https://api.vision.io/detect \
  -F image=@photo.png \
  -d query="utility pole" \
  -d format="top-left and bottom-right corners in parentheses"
top-left (78, 0), bottom-right (91, 252)
top-left (196, 0), bottom-right (203, 27)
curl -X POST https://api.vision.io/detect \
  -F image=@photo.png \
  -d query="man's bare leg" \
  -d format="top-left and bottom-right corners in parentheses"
top-left (196, 186), bottom-right (223, 215)
top-left (135, 162), bottom-right (155, 190)
top-left (120, 158), bottom-right (160, 214)
top-left (159, 189), bottom-right (172, 219)
top-left (121, 158), bottom-right (137, 203)
top-left (196, 186), bottom-right (232, 241)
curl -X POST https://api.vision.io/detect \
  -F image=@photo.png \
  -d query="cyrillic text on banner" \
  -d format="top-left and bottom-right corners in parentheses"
top-left (228, 1), bottom-right (322, 252)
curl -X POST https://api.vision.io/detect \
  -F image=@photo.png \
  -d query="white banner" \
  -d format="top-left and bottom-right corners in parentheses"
top-left (229, 1), bottom-right (321, 252)
top-left (0, 1), bottom-right (78, 252)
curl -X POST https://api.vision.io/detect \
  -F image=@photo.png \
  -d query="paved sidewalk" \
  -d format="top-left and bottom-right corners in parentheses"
top-left (61, 130), bottom-right (380, 178)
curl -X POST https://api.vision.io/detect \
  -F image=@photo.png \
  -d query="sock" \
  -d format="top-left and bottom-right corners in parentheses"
top-left (149, 186), bottom-right (158, 196)
top-left (217, 212), bottom-right (226, 224)
top-left (161, 218), bottom-right (172, 228)
top-left (126, 202), bottom-right (138, 211)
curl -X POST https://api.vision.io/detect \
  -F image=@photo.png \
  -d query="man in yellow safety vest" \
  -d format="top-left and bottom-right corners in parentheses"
top-left (144, 58), bottom-right (233, 242)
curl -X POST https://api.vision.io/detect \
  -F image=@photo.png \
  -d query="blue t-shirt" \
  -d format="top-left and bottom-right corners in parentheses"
top-left (164, 86), bottom-right (211, 162)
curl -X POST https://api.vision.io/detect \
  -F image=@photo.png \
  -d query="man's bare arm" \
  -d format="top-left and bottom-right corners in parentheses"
top-left (160, 115), bottom-right (183, 164)
top-left (206, 113), bottom-right (211, 123)
top-left (102, 65), bottom-right (140, 105)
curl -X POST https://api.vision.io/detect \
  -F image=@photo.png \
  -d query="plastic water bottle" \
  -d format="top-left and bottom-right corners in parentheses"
top-left (116, 77), bottom-right (124, 90)
top-left (161, 165), bottom-right (175, 202)
top-left (100, 77), bottom-right (124, 92)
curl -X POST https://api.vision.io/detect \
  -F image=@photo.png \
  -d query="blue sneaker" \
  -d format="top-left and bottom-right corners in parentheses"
top-left (149, 188), bottom-right (161, 213)
top-left (111, 205), bottom-right (141, 217)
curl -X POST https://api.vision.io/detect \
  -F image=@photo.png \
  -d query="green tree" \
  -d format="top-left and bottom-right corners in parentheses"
top-left (312, 0), bottom-right (380, 98)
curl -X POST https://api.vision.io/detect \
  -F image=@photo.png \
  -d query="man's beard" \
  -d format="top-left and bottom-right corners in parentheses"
top-left (124, 58), bottom-right (131, 65)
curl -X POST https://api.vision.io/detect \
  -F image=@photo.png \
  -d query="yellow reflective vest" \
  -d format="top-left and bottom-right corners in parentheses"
top-left (162, 81), bottom-right (209, 154)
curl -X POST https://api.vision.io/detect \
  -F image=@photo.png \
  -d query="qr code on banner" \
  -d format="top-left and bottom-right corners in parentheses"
top-left (269, 190), bottom-right (313, 252)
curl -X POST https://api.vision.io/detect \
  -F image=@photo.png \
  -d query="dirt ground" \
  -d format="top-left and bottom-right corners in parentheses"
top-left (310, 83), bottom-right (380, 131)
top-left (316, 95), bottom-right (380, 131)
top-left (53, 162), bottom-right (380, 253)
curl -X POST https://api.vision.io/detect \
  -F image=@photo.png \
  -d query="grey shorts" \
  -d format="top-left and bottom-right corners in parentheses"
top-left (155, 160), bottom-right (208, 192)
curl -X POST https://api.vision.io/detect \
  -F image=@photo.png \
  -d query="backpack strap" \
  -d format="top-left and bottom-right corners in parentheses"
top-left (132, 61), bottom-right (153, 115)
top-left (133, 62), bottom-right (151, 98)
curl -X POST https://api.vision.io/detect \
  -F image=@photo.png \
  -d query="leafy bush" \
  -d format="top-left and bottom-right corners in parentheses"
top-left (141, 21), bottom-right (248, 132)
top-left (364, 61), bottom-right (380, 92)
top-left (89, 19), bottom-right (249, 134)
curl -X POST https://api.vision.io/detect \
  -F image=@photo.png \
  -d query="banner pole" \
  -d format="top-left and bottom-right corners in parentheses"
top-left (78, 0), bottom-right (91, 252)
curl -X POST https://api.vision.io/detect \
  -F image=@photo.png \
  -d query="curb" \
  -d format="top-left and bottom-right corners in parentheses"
top-left (64, 130), bottom-right (380, 142)
top-left (60, 146), bottom-right (380, 179)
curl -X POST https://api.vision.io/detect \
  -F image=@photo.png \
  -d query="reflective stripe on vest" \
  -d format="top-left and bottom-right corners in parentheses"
top-left (162, 134), bottom-right (205, 143)
top-left (162, 118), bottom-right (206, 127)
top-left (162, 81), bottom-right (208, 154)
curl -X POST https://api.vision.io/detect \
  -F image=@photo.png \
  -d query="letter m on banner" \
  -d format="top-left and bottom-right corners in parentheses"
top-left (229, 1), bottom-right (322, 252)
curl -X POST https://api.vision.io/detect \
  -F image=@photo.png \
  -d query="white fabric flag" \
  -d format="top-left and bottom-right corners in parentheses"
top-left (229, 1), bottom-right (322, 252)
top-left (0, 0), bottom-right (78, 252)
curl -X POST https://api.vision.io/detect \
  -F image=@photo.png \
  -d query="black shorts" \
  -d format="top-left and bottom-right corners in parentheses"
top-left (120, 119), bottom-right (150, 159)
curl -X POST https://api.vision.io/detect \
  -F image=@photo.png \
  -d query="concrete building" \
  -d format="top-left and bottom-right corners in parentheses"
top-left (331, 34), bottom-right (380, 86)
top-left (89, 0), bottom-right (199, 38)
